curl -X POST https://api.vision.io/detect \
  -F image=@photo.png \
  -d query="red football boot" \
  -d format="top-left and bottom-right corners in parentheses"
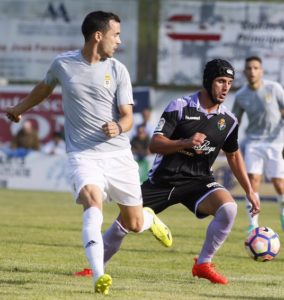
top-left (74, 268), bottom-right (93, 277)
top-left (192, 257), bottom-right (228, 284)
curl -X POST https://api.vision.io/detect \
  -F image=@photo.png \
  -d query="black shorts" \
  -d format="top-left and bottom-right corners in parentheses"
top-left (141, 178), bottom-right (225, 218)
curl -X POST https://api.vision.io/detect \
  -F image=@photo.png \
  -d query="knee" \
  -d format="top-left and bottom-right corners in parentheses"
top-left (217, 202), bottom-right (238, 223)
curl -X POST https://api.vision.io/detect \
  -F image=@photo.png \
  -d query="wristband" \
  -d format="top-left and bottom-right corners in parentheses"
top-left (116, 122), bottom-right (122, 134)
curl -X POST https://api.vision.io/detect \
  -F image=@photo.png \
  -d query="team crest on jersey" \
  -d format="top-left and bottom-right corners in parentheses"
top-left (104, 74), bottom-right (111, 88)
top-left (265, 93), bottom-right (272, 103)
top-left (217, 118), bottom-right (226, 131)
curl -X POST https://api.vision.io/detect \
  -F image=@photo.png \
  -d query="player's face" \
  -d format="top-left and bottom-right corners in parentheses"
top-left (211, 76), bottom-right (233, 103)
top-left (244, 60), bottom-right (263, 87)
top-left (99, 20), bottom-right (121, 58)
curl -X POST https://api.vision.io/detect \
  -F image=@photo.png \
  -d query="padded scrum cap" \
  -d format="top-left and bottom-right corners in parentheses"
top-left (203, 59), bottom-right (235, 92)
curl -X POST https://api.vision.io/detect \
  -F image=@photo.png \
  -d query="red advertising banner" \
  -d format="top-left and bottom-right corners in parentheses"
top-left (0, 85), bottom-right (151, 146)
top-left (0, 87), bottom-right (64, 144)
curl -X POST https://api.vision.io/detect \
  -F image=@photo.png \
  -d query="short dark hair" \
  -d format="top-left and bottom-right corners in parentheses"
top-left (81, 11), bottom-right (120, 42)
top-left (245, 56), bottom-right (262, 65)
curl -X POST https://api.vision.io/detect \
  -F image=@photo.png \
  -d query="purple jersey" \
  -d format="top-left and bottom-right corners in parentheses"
top-left (149, 92), bottom-right (239, 186)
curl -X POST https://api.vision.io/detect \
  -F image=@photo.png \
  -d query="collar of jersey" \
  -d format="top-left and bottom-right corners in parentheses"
top-left (196, 96), bottom-right (221, 116)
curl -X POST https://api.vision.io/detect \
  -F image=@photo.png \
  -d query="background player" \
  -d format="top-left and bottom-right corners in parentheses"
top-left (233, 56), bottom-right (284, 231)
top-left (5, 11), bottom-right (172, 295)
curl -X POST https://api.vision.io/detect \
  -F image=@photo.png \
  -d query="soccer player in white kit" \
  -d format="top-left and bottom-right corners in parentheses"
top-left (233, 56), bottom-right (284, 231)
top-left (5, 11), bottom-right (172, 295)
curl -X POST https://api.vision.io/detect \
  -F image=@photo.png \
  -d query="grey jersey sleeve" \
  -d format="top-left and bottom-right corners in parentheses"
top-left (232, 94), bottom-right (244, 122)
top-left (274, 81), bottom-right (284, 110)
top-left (43, 58), bottom-right (59, 88)
top-left (116, 64), bottom-right (134, 107)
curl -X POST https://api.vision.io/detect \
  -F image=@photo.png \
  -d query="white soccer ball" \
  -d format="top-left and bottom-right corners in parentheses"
top-left (244, 226), bottom-right (280, 261)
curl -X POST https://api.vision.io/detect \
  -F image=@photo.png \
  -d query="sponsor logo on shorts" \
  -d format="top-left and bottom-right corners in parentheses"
top-left (206, 182), bottom-right (221, 188)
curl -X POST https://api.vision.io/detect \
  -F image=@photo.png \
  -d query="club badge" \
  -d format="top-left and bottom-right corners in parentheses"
top-left (217, 118), bottom-right (226, 131)
top-left (104, 74), bottom-right (111, 88)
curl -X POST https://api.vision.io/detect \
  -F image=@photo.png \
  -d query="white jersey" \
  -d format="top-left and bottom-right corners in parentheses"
top-left (44, 50), bottom-right (134, 153)
top-left (233, 79), bottom-right (284, 141)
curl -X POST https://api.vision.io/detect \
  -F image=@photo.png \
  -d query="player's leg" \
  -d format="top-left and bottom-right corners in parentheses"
top-left (67, 153), bottom-right (111, 294)
top-left (265, 143), bottom-right (284, 230)
top-left (246, 174), bottom-right (261, 230)
top-left (103, 155), bottom-right (172, 265)
top-left (271, 178), bottom-right (284, 230)
top-left (78, 185), bottom-right (105, 282)
top-left (103, 204), bottom-right (152, 265)
top-left (244, 142), bottom-right (264, 231)
top-left (192, 189), bottom-right (237, 284)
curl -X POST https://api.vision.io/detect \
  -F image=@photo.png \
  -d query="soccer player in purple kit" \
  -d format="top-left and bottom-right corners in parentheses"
top-left (100, 59), bottom-right (260, 285)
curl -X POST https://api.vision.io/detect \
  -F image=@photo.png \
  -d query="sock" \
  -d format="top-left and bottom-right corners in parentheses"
top-left (245, 193), bottom-right (259, 228)
top-left (82, 207), bottom-right (104, 282)
top-left (140, 208), bottom-right (154, 232)
top-left (103, 209), bottom-right (153, 265)
top-left (277, 194), bottom-right (284, 215)
top-left (103, 219), bottom-right (128, 265)
top-left (197, 202), bottom-right (237, 264)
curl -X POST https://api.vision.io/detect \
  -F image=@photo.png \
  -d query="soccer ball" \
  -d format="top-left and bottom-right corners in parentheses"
top-left (244, 226), bottom-right (280, 261)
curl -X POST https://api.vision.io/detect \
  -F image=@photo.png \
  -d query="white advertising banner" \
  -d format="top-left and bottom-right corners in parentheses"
top-left (0, 151), bottom-right (71, 192)
top-left (0, 0), bottom-right (138, 82)
top-left (0, 150), bottom-right (276, 200)
top-left (158, 1), bottom-right (284, 87)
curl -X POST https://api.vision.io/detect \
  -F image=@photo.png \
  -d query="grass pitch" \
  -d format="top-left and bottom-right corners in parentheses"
top-left (0, 189), bottom-right (283, 300)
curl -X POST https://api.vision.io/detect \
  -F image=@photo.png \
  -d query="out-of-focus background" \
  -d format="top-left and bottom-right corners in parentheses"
top-left (0, 0), bottom-right (282, 198)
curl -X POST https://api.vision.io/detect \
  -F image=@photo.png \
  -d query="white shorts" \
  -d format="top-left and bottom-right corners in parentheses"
top-left (67, 149), bottom-right (142, 206)
top-left (244, 140), bottom-right (284, 179)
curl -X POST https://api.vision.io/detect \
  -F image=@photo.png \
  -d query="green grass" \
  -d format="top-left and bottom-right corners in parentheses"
top-left (0, 189), bottom-right (283, 300)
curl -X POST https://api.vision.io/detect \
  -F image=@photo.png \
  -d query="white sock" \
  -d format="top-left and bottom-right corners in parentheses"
top-left (82, 207), bottom-right (104, 282)
top-left (277, 194), bottom-right (284, 215)
top-left (245, 193), bottom-right (259, 228)
top-left (139, 208), bottom-right (154, 232)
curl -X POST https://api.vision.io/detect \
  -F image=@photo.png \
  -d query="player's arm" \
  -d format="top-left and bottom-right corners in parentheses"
top-left (102, 104), bottom-right (133, 138)
top-left (6, 81), bottom-right (55, 122)
top-left (149, 132), bottom-right (206, 155)
top-left (231, 97), bottom-right (244, 124)
top-left (225, 149), bottom-right (260, 216)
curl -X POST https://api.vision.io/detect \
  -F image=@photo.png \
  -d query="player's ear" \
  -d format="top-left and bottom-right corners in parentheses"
top-left (93, 31), bottom-right (103, 42)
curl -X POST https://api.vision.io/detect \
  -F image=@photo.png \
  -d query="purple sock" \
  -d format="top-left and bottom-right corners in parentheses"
top-left (103, 219), bottom-right (128, 265)
top-left (197, 202), bottom-right (237, 264)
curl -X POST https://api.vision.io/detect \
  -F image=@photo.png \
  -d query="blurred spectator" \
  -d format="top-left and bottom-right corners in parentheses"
top-left (128, 107), bottom-right (156, 140)
top-left (11, 120), bottom-right (40, 150)
top-left (6, 120), bottom-right (40, 158)
top-left (140, 107), bottom-right (155, 137)
top-left (131, 124), bottom-right (151, 182)
top-left (41, 131), bottom-right (66, 155)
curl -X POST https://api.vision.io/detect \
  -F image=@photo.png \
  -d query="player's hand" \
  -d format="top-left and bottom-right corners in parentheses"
top-left (184, 132), bottom-right (207, 148)
top-left (6, 107), bottom-right (22, 123)
top-left (102, 121), bottom-right (121, 138)
top-left (247, 191), bottom-right (261, 217)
